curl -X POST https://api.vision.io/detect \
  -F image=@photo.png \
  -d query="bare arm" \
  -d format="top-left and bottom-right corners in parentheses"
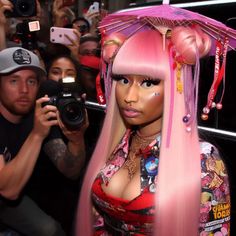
top-left (0, 0), bottom-right (13, 50)
top-left (0, 97), bottom-right (58, 200)
top-left (43, 135), bottom-right (86, 179)
top-left (43, 110), bottom-right (89, 179)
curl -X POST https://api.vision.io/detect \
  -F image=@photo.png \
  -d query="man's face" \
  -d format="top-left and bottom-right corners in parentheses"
top-left (79, 41), bottom-right (99, 57)
top-left (0, 69), bottom-right (39, 116)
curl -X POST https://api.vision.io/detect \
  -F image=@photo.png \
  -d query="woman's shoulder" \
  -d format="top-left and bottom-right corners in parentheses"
top-left (199, 140), bottom-right (228, 178)
top-left (199, 140), bottom-right (221, 160)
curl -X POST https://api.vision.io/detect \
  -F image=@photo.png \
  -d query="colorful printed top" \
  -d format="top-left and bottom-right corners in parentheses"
top-left (92, 130), bottom-right (230, 236)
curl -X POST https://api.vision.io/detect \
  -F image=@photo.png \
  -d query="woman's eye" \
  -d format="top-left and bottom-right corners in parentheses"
top-left (142, 79), bottom-right (161, 88)
top-left (120, 77), bottom-right (129, 84)
top-left (50, 70), bottom-right (60, 75)
top-left (113, 76), bottom-right (129, 85)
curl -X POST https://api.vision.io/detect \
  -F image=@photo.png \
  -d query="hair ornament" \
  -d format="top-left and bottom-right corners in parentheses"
top-left (201, 37), bottom-right (229, 120)
top-left (102, 32), bottom-right (127, 63)
top-left (154, 26), bottom-right (171, 50)
top-left (168, 42), bottom-right (184, 94)
top-left (101, 32), bottom-right (127, 102)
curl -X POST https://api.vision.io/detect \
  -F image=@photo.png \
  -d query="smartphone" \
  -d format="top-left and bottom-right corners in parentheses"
top-left (50, 27), bottom-right (77, 45)
top-left (62, 0), bottom-right (75, 7)
top-left (87, 2), bottom-right (100, 15)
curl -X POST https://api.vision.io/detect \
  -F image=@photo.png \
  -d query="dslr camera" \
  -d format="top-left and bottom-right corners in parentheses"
top-left (16, 20), bottom-right (40, 50)
top-left (43, 77), bottom-right (86, 131)
top-left (7, 0), bottom-right (36, 17)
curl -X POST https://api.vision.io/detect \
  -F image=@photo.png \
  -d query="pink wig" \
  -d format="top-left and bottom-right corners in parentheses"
top-left (77, 28), bottom-right (211, 235)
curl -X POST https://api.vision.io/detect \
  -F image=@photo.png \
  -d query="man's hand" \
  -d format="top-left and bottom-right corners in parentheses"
top-left (32, 96), bottom-right (58, 139)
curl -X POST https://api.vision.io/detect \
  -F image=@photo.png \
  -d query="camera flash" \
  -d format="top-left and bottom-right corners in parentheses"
top-left (62, 77), bottom-right (76, 83)
top-left (28, 21), bottom-right (40, 32)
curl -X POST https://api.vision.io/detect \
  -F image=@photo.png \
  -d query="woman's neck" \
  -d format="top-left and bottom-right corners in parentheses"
top-left (137, 117), bottom-right (162, 137)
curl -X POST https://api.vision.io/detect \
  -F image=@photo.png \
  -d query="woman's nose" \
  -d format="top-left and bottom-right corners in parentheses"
top-left (124, 84), bottom-right (139, 104)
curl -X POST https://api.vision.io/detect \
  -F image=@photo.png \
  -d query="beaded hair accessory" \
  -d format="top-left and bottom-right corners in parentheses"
top-left (168, 40), bottom-right (200, 134)
top-left (201, 38), bottom-right (229, 120)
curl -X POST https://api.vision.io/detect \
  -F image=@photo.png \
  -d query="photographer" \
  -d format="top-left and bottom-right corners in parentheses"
top-left (0, 47), bottom-right (66, 235)
top-left (0, 0), bottom-right (43, 49)
top-left (24, 53), bottom-right (89, 235)
top-left (0, 46), bottom-right (88, 235)
top-left (72, 17), bottom-right (91, 36)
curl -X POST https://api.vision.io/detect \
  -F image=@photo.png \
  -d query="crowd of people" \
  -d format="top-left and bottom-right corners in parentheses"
top-left (0, 0), bottom-right (234, 235)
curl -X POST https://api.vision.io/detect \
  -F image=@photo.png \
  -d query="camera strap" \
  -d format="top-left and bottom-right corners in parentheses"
top-left (96, 73), bottom-right (106, 105)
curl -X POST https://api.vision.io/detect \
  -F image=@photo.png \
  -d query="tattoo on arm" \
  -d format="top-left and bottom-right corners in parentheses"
top-left (43, 138), bottom-right (85, 177)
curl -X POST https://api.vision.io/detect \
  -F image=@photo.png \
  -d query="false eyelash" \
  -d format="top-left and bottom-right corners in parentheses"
top-left (141, 78), bottom-right (161, 85)
top-left (111, 74), bottom-right (125, 81)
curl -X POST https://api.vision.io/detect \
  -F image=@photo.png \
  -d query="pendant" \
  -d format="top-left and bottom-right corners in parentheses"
top-left (144, 155), bottom-right (158, 176)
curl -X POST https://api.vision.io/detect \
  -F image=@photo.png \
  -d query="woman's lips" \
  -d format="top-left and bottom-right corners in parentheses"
top-left (122, 108), bottom-right (141, 118)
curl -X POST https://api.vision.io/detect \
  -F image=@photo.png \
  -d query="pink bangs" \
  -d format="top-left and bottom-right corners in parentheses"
top-left (112, 30), bottom-right (169, 80)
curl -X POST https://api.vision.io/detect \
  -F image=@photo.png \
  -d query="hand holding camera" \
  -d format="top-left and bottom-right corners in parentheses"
top-left (33, 96), bottom-right (59, 139)
top-left (41, 78), bottom-right (86, 131)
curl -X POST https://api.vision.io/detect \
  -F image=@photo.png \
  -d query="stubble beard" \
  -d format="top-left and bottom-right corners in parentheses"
top-left (0, 99), bottom-right (34, 116)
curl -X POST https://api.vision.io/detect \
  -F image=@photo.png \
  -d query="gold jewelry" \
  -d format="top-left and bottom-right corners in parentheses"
top-left (124, 131), bottom-right (160, 179)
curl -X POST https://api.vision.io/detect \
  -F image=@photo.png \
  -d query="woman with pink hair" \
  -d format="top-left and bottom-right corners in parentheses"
top-left (76, 25), bottom-right (230, 236)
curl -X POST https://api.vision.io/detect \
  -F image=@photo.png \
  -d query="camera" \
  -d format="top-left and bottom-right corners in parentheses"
top-left (79, 25), bottom-right (88, 34)
top-left (16, 20), bottom-right (40, 50)
top-left (43, 77), bottom-right (86, 131)
top-left (7, 0), bottom-right (36, 17)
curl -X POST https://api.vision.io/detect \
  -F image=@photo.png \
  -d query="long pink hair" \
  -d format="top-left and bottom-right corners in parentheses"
top-left (77, 27), bottom-right (211, 235)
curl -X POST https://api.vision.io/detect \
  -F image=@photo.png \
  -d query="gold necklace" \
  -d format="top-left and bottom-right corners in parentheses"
top-left (124, 130), bottom-right (160, 179)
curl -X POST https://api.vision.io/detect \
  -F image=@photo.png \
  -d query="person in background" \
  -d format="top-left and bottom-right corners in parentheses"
top-left (0, 0), bottom-right (42, 50)
top-left (72, 17), bottom-right (91, 37)
top-left (0, 47), bottom-right (66, 236)
top-left (78, 35), bottom-right (100, 60)
top-left (51, 0), bottom-right (75, 28)
top-left (25, 53), bottom-right (88, 235)
top-left (47, 54), bottom-right (79, 83)
top-left (79, 55), bottom-right (100, 101)
top-left (76, 16), bottom-right (231, 236)
top-left (78, 55), bottom-right (105, 164)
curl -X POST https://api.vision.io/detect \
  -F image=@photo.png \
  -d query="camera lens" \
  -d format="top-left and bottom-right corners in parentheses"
top-left (79, 25), bottom-right (88, 34)
top-left (64, 102), bottom-right (82, 121)
top-left (15, 0), bottom-right (35, 16)
top-left (59, 99), bottom-right (85, 130)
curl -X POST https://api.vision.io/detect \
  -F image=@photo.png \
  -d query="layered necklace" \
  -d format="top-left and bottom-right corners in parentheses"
top-left (124, 130), bottom-right (160, 180)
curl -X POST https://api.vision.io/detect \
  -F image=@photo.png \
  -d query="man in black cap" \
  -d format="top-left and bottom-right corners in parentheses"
top-left (0, 47), bottom-right (66, 236)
